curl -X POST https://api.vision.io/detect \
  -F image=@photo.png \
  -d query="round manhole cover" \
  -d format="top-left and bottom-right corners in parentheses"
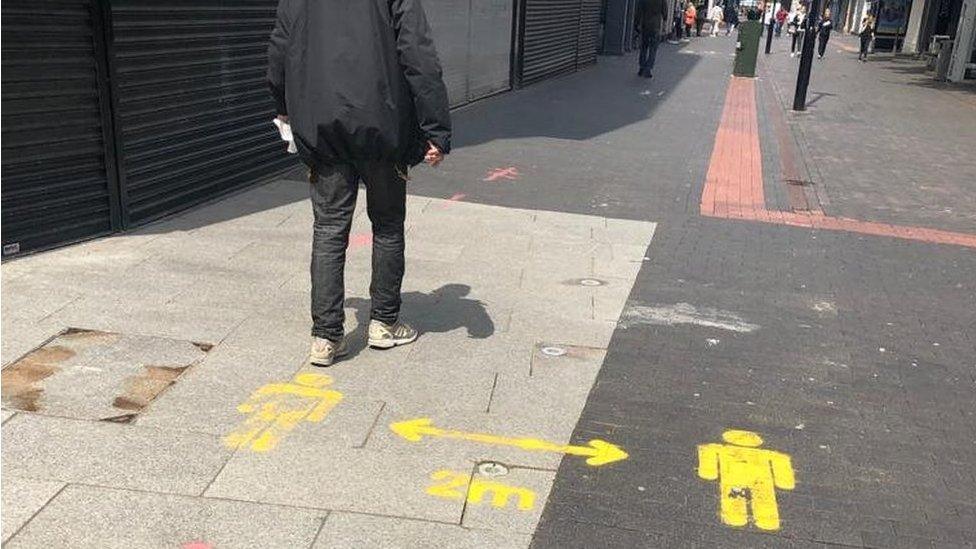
top-left (478, 462), bottom-right (509, 477)
top-left (541, 346), bottom-right (568, 357)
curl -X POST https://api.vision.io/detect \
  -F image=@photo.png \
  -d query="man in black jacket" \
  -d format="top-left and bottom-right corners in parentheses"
top-left (268, 0), bottom-right (452, 366)
top-left (636, 0), bottom-right (669, 77)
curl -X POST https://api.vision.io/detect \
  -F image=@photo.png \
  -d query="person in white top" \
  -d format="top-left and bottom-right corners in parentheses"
top-left (708, 4), bottom-right (724, 36)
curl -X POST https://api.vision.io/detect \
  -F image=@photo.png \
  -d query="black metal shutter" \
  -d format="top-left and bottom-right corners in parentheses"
top-left (108, 0), bottom-right (293, 227)
top-left (519, 0), bottom-right (602, 85)
top-left (1, 0), bottom-right (121, 256)
top-left (520, 0), bottom-right (582, 84)
top-left (577, 0), bottom-right (602, 67)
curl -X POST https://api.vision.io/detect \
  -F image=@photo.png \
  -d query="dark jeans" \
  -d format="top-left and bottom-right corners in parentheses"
top-left (859, 36), bottom-right (870, 58)
top-left (791, 31), bottom-right (802, 53)
top-left (639, 31), bottom-right (661, 74)
top-left (818, 32), bottom-right (830, 56)
top-left (309, 161), bottom-right (406, 341)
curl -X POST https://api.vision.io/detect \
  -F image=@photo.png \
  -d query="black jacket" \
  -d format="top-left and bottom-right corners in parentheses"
top-left (636, 0), bottom-right (669, 34)
top-left (268, 0), bottom-right (452, 168)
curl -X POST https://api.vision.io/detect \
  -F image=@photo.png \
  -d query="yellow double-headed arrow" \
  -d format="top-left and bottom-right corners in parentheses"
top-left (390, 418), bottom-right (628, 467)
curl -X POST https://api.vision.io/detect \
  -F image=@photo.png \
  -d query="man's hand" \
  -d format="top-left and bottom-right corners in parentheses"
top-left (425, 141), bottom-right (444, 167)
top-left (277, 114), bottom-right (289, 122)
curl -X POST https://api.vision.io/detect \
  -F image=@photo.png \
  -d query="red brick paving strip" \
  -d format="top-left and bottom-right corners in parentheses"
top-left (700, 77), bottom-right (976, 249)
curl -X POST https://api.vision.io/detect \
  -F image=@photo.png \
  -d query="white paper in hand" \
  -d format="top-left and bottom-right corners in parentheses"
top-left (273, 118), bottom-right (298, 154)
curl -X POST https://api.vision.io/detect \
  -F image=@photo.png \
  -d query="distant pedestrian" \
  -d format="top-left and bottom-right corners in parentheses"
top-left (268, 0), bottom-right (452, 365)
top-left (775, 5), bottom-right (788, 36)
top-left (672, 2), bottom-right (685, 42)
top-left (858, 15), bottom-right (875, 61)
top-left (636, 0), bottom-right (669, 78)
top-left (709, 4), bottom-right (724, 36)
top-left (724, 3), bottom-right (739, 35)
top-left (684, 2), bottom-right (697, 40)
top-left (695, 0), bottom-right (707, 36)
top-left (817, 8), bottom-right (833, 59)
top-left (789, 6), bottom-right (806, 57)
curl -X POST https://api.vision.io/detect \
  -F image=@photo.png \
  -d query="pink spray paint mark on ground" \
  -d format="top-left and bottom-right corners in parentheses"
top-left (483, 167), bottom-right (519, 182)
top-left (182, 542), bottom-right (214, 549)
top-left (348, 233), bottom-right (373, 249)
top-left (440, 193), bottom-right (467, 208)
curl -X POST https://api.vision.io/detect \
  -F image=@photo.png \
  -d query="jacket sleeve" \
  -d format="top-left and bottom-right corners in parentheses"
top-left (267, 0), bottom-right (290, 116)
top-left (390, 0), bottom-right (453, 154)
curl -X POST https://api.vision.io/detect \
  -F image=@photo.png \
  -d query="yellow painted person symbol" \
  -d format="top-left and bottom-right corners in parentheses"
top-left (224, 373), bottom-right (342, 452)
top-left (697, 429), bottom-right (795, 531)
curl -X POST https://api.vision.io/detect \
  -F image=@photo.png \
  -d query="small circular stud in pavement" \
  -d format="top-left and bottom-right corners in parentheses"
top-left (478, 462), bottom-right (509, 477)
top-left (541, 346), bottom-right (567, 357)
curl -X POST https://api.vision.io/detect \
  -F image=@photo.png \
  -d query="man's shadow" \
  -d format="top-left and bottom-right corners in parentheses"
top-left (344, 284), bottom-right (494, 358)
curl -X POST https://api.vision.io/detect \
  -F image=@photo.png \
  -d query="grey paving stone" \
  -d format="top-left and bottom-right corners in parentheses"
top-left (312, 512), bottom-right (532, 548)
top-left (1, 476), bottom-right (65, 543)
top-left (206, 443), bottom-right (470, 522)
top-left (462, 467), bottom-right (557, 535)
top-left (0, 321), bottom-right (62, 369)
top-left (2, 409), bottom-right (15, 424)
top-left (135, 343), bottom-right (310, 435)
top-left (4, 484), bottom-right (324, 549)
top-left (41, 299), bottom-right (250, 347)
top-left (2, 414), bottom-right (230, 495)
top-left (328, 358), bottom-right (498, 415)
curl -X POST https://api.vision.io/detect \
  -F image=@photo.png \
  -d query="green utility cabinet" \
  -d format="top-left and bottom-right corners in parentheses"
top-left (734, 21), bottom-right (763, 77)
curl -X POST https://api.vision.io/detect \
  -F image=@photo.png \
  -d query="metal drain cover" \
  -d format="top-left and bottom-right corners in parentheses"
top-left (477, 462), bottom-right (509, 477)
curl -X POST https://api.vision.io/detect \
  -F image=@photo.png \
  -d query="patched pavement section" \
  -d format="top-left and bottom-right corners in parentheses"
top-left (1, 183), bottom-right (655, 546)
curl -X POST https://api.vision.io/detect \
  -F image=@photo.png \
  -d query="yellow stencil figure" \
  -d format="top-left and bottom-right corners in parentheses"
top-left (224, 372), bottom-right (342, 452)
top-left (697, 429), bottom-right (795, 531)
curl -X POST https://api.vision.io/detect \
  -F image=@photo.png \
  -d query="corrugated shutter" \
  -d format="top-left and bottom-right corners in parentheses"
top-left (519, 0), bottom-right (602, 85)
top-left (1, 0), bottom-right (120, 256)
top-left (521, 0), bottom-right (582, 84)
top-left (577, 0), bottom-right (602, 67)
top-left (109, 0), bottom-right (293, 227)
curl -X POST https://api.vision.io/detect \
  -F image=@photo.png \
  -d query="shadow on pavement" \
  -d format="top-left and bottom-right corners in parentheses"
top-left (341, 283), bottom-right (494, 358)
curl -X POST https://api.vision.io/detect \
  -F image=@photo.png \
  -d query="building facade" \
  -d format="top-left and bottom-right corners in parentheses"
top-left (1, 0), bottom-right (603, 257)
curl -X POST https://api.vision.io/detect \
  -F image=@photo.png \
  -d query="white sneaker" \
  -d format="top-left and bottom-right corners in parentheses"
top-left (309, 337), bottom-right (348, 367)
top-left (367, 319), bottom-right (418, 349)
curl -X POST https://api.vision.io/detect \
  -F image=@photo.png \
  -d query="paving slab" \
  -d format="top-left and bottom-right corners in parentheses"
top-left (40, 299), bottom-right (250, 348)
top-left (206, 443), bottom-right (470, 522)
top-left (2, 414), bottom-right (230, 495)
top-left (312, 512), bottom-right (532, 548)
top-left (5, 484), bottom-right (324, 549)
top-left (461, 466), bottom-right (558, 535)
top-left (1, 476), bottom-right (65, 543)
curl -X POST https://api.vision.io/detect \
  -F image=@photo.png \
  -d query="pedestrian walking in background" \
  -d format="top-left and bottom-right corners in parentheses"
top-left (724, 3), bottom-right (739, 35)
top-left (695, 0), bottom-right (707, 36)
top-left (789, 5), bottom-right (807, 57)
top-left (671, 2), bottom-right (685, 42)
top-left (775, 5), bottom-right (788, 36)
top-left (636, 0), bottom-right (669, 78)
top-left (268, 0), bottom-right (452, 366)
top-left (709, 3), bottom-right (724, 36)
top-left (858, 15), bottom-right (875, 61)
top-left (817, 8), bottom-right (833, 58)
top-left (684, 2), bottom-right (697, 40)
